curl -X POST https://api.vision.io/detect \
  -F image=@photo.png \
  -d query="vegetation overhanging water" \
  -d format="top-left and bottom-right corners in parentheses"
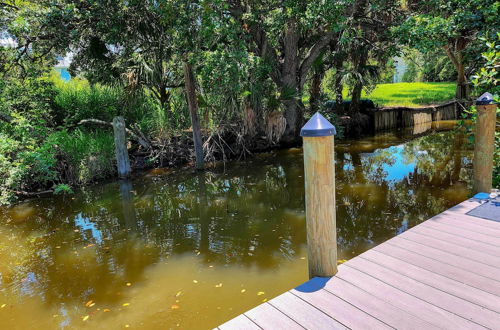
top-left (0, 122), bottom-right (473, 329)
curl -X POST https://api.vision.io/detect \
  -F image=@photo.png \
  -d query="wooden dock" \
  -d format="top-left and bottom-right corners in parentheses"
top-left (217, 198), bottom-right (500, 329)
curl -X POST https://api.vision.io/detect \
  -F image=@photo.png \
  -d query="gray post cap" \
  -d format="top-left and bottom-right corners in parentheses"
top-left (300, 112), bottom-right (336, 137)
top-left (476, 92), bottom-right (494, 105)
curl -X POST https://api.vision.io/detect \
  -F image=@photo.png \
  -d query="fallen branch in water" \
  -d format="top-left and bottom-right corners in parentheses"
top-left (15, 189), bottom-right (53, 196)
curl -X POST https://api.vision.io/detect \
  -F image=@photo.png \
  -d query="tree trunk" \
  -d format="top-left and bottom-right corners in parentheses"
top-left (455, 61), bottom-right (469, 100)
top-left (112, 116), bottom-right (132, 178)
top-left (334, 58), bottom-right (344, 107)
top-left (444, 43), bottom-right (469, 100)
top-left (281, 21), bottom-right (303, 144)
top-left (309, 69), bottom-right (324, 113)
top-left (159, 85), bottom-right (171, 117)
top-left (349, 50), bottom-right (368, 115)
top-left (183, 61), bottom-right (204, 170)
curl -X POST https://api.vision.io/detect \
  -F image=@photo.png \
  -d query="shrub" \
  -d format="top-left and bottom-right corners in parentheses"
top-left (44, 129), bottom-right (116, 185)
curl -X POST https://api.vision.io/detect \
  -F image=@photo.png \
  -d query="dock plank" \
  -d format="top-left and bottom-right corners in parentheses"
top-left (410, 225), bottom-right (500, 257)
top-left (428, 214), bottom-right (500, 237)
top-left (218, 199), bottom-right (500, 329)
top-left (359, 249), bottom-right (500, 314)
top-left (346, 257), bottom-right (500, 329)
top-left (399, 230), bottom-right (500, 268)
top-left (244, 303), bottom-right (303, 330)
top-left (388, 235), bottom-right (500, 280)
top-left (335, 265), bottom-right (485, 330)
top-left (219, 315), bottom-right (261, 330)
top-left (292, 287), bottom-right (391, 329)
top-left (442, 210), bottom-right (500, 229)
top-left (321, 276), bottom-right (439, 330)
top-left (269, 292), bottom-right (347, 329)
top-left (374, 241), bottom-right (500, 295)
top-left (419, 220), bottom-right (500, 247)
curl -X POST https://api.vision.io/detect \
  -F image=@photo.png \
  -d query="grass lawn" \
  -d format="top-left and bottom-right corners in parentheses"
top-left (359, 82), bottom-right (456, 107)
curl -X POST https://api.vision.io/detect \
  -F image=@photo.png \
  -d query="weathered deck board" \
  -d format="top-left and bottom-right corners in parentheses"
top-left (218, 198), bottom-right (500, 329)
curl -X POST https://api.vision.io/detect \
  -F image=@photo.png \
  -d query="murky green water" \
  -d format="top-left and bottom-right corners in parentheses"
top-left (0, 121), bottom-right (473, 329)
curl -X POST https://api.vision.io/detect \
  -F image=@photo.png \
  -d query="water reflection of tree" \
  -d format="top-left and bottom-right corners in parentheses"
top-left (0, 129), bottom-right (472, 310)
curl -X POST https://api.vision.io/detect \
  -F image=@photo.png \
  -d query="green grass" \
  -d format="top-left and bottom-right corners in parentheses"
top-left (360, 82), bottom-right (456, 107)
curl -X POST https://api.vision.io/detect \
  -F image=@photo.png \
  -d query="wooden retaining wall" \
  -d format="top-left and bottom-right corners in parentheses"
top-left (371, 101), bottom-right (463, 132)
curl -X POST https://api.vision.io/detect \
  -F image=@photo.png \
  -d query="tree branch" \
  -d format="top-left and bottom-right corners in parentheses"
top-left (78, 118), bottom-right (151, 149)
top-left (299, 31), bottom-right (336, 89)
top-left (443, 44), bottom-right (460, 71)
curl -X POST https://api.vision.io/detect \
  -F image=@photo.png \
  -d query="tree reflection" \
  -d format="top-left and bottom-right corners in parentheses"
top-left (0, 128), bottom-right (473, 313)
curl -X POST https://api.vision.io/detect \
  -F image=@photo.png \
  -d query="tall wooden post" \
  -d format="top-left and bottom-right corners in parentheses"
top-left (301, 112), bottom-right (337, 278)
top-left (473, 93), bottom-right (497, 194)
top-left (112, 116), bottom-right (132, 178)
top-left (183, 60), bottom-right (204, 170)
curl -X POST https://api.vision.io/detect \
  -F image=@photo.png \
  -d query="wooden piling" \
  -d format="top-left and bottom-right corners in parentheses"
top-left (473, 101), bottom-right (497, 193)
top-left (112, 116), bottom-right (132, 178)
top-left (301, 113), bottom-right (337, 278)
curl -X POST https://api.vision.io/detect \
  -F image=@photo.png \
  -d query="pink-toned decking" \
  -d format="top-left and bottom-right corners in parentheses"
top-left (217, 198), bottom-right (500, 329)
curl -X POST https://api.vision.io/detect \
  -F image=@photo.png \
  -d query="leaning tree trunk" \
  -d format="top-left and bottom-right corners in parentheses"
top-left (183, 61), bottom-right (204, 170)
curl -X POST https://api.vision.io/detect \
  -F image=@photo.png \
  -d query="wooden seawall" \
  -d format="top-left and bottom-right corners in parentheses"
top-left (371, 101), bottom-right (466, 132)
top-left (217, 197), bottom-right (500, 329)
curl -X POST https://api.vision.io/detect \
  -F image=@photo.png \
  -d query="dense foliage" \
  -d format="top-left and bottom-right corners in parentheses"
top-left (0, 0), bottom-right (498, 203)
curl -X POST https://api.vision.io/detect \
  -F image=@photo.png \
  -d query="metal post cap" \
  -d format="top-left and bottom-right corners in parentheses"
top-left (300, 112), bottom-right (336, 137)
top-left (476, 92), bottom-right (494, 105)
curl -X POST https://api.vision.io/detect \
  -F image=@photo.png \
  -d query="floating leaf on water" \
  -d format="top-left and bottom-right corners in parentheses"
top-left (215, 283), bottom-right (223, 288)
top-left (82, 315), bottom-right (89, 321)
top-left (122, 303), bottom-right (130, 307)
top-left (171, 304), bottom-right (180, 310)
top-left (85, 300), bottom-right (94, 307)
top-left (103, 309), bottom-right (111, 312)
top-left (337, 259), bottom-right (347, 264)
top-left (262, 299), bottom-right (268, 302)
top-left (257, 292), bottom-right (265, 296)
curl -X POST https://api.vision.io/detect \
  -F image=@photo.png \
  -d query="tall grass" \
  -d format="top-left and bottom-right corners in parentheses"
top-left (45, 129), bottom-right (116, 185)
top-left (51, 73), bottom-right (155, 129)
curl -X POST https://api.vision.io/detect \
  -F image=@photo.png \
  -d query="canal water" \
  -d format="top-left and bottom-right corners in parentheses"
top-left (0, 121), bottom-right (472, 329)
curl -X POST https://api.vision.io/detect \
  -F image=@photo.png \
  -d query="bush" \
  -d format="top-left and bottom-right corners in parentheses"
top-left (44, 129), bottom-right (116, 185)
